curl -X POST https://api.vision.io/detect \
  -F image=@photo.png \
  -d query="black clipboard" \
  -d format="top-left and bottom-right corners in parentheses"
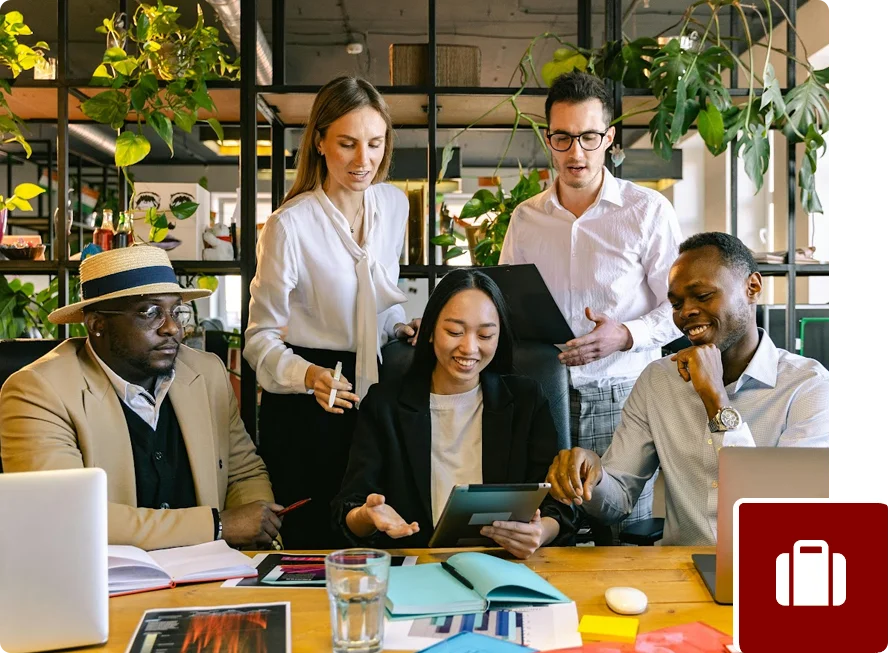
top-left (470, 264), bottom-right (574, 345)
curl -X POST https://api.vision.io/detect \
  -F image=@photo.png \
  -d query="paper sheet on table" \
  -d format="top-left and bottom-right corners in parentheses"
top-left (383, 601), bottom-right (581, 651)
top-left (539, 621), bottom-right (731, 653)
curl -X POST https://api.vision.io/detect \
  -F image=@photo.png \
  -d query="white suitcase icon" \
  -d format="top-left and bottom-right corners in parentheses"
top-left (776, 539), bottom-right (846, 606)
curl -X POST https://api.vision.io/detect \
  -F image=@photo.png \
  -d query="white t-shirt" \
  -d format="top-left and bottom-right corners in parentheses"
top-left (430, 385), bottom-right (484, 525)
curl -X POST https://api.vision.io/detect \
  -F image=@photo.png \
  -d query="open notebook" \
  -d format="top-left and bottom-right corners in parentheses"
top-left (386, 552), bottom-right (570, 620)
top-left (108, 540), bottom-right (257, 596)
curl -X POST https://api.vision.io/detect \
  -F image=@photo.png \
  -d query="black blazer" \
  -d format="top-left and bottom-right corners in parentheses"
top-left (331, 370), bottom-right (577, 549)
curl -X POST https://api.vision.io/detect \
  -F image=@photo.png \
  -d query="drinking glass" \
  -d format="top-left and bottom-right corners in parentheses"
top-left (325, 548), bottom-right (391, 653)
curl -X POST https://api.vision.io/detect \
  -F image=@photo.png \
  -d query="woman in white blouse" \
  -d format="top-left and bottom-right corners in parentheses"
top-left (244, 77), bottom-right (418, 549)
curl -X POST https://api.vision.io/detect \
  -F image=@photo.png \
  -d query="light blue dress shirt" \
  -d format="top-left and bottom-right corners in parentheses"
top-left (584, 329), bottom-right (829, 545)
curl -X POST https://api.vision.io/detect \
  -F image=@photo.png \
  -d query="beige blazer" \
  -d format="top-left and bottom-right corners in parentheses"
top-left (0, 338), bottom-right (275, 551)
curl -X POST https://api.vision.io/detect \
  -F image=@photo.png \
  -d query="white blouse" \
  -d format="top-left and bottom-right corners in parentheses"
top-left (430, 385), bottom-right (484, 525)
top-left (244, 183), bottom-right (408, 399)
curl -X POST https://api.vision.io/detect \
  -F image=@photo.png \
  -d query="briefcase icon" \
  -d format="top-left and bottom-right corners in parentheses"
top-left (776, 539), bottom-right (846, 606)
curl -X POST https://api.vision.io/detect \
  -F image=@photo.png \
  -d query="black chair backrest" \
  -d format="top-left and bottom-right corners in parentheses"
top-left (380, 339), bottom-right (571, 450)
top-left (0, 339), bottom-right (63, 473)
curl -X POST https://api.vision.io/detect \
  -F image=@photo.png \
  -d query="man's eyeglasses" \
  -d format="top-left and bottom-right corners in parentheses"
top-left (95, 304), bottom-right (193, 330)
top-left (547, 130), bottom-right (609, 152)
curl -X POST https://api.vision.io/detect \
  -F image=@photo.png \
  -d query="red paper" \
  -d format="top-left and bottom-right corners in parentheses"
top-left (540, 622), bottom-right (731, 653)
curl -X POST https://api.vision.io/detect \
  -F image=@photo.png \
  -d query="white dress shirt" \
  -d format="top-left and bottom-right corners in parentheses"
top-left (583, 330), bottom-right (829, 545)
top-left (244, 183), bottom-right (408, 399)
top-left (86, 337), bottom-right (174, 430)
top-left (430, 385), bottom-right (484, 525)
top-left (500, 169), bottom-right (683, 388)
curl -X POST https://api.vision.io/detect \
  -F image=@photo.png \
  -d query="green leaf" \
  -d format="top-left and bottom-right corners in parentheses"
top-left (81, 90), bottom-right (129, 129)
top-left (12, 183), bottom-right (45, 200)
top-left (648, 102), bottom-right (674, 162)
top-left (91, 63), bottom-right (112, 79)
top-left (7, 196), bottom-right (32, 212)
top-left (760, 63), bottom-right (786, 128)
top-left (782, 74), bottom-right (829, 142)
top-left (670, 77), bottom-right (689, 143)
top-left (471, 189), bottom-right (500, 211)
top-left (620, 38), bottom-right (658, 89)
top-left (102, 46), bottom-right (128, 63)
top-left (196, 275), bottom-right (219, 292)
top-left (191, 81), bottom-right (214, 112)
top-left (206, 117), bottom-right (224, 142)
top-left (649, 39), bottom-right (694, 100)
top-left (131, 86), bottom-right (149, 112)
top-left (459, 197), bottom-right (491, 220)
top-left (111, 57), bottom-right (139, 77)
top-left (173, 110), bottom-right (196, 133)
top-left (140, 73), bottom-right (159, 94)
top-left (813, 67), bottom-right (828, 85)
top-left (148, 111), bottom-right (174, 156)
top-left (739, 123), bottom-right (770, 193)
top-left (443, 247), bottom-right (464, 261)
top-left (0, 78), bottom-right (10, 93)
top-left (170, 201), bottom-right (199, 220)
top-left (136, 12), bottom-right (150, 41)
top-left (115, 131), bottom-right (152, 167)
top-left (149, 226), bottom-right (169, 242)
top-left (430, 234), bottom-right (457, 247)
top-left (697, 103), bottom-right (725, 155)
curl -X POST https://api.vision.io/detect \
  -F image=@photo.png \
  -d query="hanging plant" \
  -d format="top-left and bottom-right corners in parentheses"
top-left (437, 0), bottom-right (828, 266)
top-left (81, 2), bottom-right (239, 241)
top-left (0, 10), bottom-right (49, 157)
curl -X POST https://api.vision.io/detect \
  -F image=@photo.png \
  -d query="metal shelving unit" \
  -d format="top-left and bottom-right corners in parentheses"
top-left (1, 0), bottom-right (826, 437)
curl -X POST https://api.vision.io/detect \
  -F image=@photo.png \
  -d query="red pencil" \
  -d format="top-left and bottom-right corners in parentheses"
top-left (276, 498), bottom-right (311, 517)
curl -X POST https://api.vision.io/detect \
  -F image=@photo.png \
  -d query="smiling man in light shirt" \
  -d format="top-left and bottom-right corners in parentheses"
top-left (546, 233), bottom-right (829, 545)
top-left (500, 70), bottom-right (682, 543)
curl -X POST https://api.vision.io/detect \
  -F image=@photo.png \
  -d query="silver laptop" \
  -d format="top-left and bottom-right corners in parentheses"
top-left (692, 447), bottom-right (828, 605)
top-left (0, 468), bottom-right (109, 653)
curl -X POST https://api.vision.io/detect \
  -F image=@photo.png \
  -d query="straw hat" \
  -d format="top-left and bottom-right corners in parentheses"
top-left (49, 245), bottom-right (213, 324)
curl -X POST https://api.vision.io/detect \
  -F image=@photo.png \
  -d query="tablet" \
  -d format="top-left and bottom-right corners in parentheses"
top-left (427, 483), bottom-right (551, 548)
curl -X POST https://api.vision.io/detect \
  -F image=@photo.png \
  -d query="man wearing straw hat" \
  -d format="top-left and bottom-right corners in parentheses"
top-left (0, 246), bottom-right (283, 551)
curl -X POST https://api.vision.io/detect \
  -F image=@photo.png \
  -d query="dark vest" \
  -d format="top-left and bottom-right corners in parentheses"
top-left (118, 395), bottom-right (198, 510)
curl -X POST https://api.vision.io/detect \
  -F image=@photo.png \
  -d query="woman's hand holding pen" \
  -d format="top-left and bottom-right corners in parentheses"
top-left (346, 493), bottom-right (420, 539)
top-left (305, 364), bottom-right (360, 414)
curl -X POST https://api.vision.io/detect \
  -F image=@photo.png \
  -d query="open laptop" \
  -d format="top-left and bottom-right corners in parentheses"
top-left (692, 447), bottom-right (829, 605)
top-left (0, 468), bottom-right (109, 653)
top-left (470, 264), bottom-right (574, 345)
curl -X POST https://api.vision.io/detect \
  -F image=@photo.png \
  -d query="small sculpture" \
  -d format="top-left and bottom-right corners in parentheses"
top-left (202, 220), bottom-right (234, 260)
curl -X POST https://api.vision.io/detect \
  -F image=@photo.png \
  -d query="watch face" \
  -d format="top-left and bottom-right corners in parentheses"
top-left (721, 407), bottom-right (741, 429)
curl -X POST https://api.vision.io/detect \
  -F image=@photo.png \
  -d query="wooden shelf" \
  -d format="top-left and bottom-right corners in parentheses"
top-left (3, 87), bottom-right (246, 124)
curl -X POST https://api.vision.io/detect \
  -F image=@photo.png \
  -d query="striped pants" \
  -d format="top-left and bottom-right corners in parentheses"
top-left (570, 381), bottom-right (658, 545)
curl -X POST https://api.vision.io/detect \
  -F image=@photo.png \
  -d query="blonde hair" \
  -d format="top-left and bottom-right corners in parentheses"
top-left (282, 76), bottom-right (394, 206)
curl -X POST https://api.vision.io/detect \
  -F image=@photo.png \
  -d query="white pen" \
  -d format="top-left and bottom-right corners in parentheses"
top-left (328, 361), bottom-right (343, 408)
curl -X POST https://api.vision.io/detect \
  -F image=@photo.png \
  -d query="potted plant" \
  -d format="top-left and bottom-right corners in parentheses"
top-left (82, 2), bottom-right (239, 241)
top-left (436, 0), bottom-right (828, 262)
top-left (432, 169), bottom-right (544, 266)
top-left (0, 9), bottom-right (49, 158)
top-left (0, 182), bottom-right (47, 252)
top-left (0, 276), bottom-right (85, 339)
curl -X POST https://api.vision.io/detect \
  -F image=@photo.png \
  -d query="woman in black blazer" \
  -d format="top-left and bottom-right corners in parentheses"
top-left (331, 269), bottom-right (575, 558)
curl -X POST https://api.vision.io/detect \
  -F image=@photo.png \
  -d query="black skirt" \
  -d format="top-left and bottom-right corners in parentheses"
top-left (257, 345), bottom-right (364, 550)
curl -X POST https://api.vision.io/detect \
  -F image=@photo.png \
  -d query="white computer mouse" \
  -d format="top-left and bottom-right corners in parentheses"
top-left (605, 586), bottom-right (648, 615)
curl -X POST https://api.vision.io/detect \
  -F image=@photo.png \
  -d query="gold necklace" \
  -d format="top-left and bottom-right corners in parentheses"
top-left (349, 201), bottom-right (364, 234)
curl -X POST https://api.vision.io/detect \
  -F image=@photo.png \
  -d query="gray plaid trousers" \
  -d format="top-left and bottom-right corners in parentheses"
top-left (570, 381), bottom-right (658, 544)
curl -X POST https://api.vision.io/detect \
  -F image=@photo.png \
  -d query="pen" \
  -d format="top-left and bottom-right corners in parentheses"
top-left (275, 498), bottom-right (311, 517)
top-left (441, 559), bottom-right (474, 591)
top-left (328, 361), bottom-right (343, 408)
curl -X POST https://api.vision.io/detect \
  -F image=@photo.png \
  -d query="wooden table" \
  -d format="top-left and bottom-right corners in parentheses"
top-left (87, 546), bottom-right (730, 652)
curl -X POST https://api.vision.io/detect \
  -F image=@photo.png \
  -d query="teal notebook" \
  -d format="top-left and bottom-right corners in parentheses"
top-left (385, 551), bottom-right (570, 620)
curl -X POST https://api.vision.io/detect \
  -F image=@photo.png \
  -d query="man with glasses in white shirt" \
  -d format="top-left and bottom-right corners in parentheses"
top-left (500, 70), bottom-right (682, 543)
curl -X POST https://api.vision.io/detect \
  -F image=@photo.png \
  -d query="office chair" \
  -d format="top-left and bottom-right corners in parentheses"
top-left (0, 339), bottom-right (63, 473)
top-left (379, 339), bottom-right (571, 450)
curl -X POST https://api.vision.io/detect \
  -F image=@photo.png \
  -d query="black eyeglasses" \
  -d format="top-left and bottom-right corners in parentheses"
top-left (546, 130), bottom-right (609, 152)
top-left (95, 304), bottom-right (193, 330)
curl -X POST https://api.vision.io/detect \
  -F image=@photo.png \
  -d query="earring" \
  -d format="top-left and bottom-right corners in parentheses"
top-left (95, 332), bottom-right (101, 337)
